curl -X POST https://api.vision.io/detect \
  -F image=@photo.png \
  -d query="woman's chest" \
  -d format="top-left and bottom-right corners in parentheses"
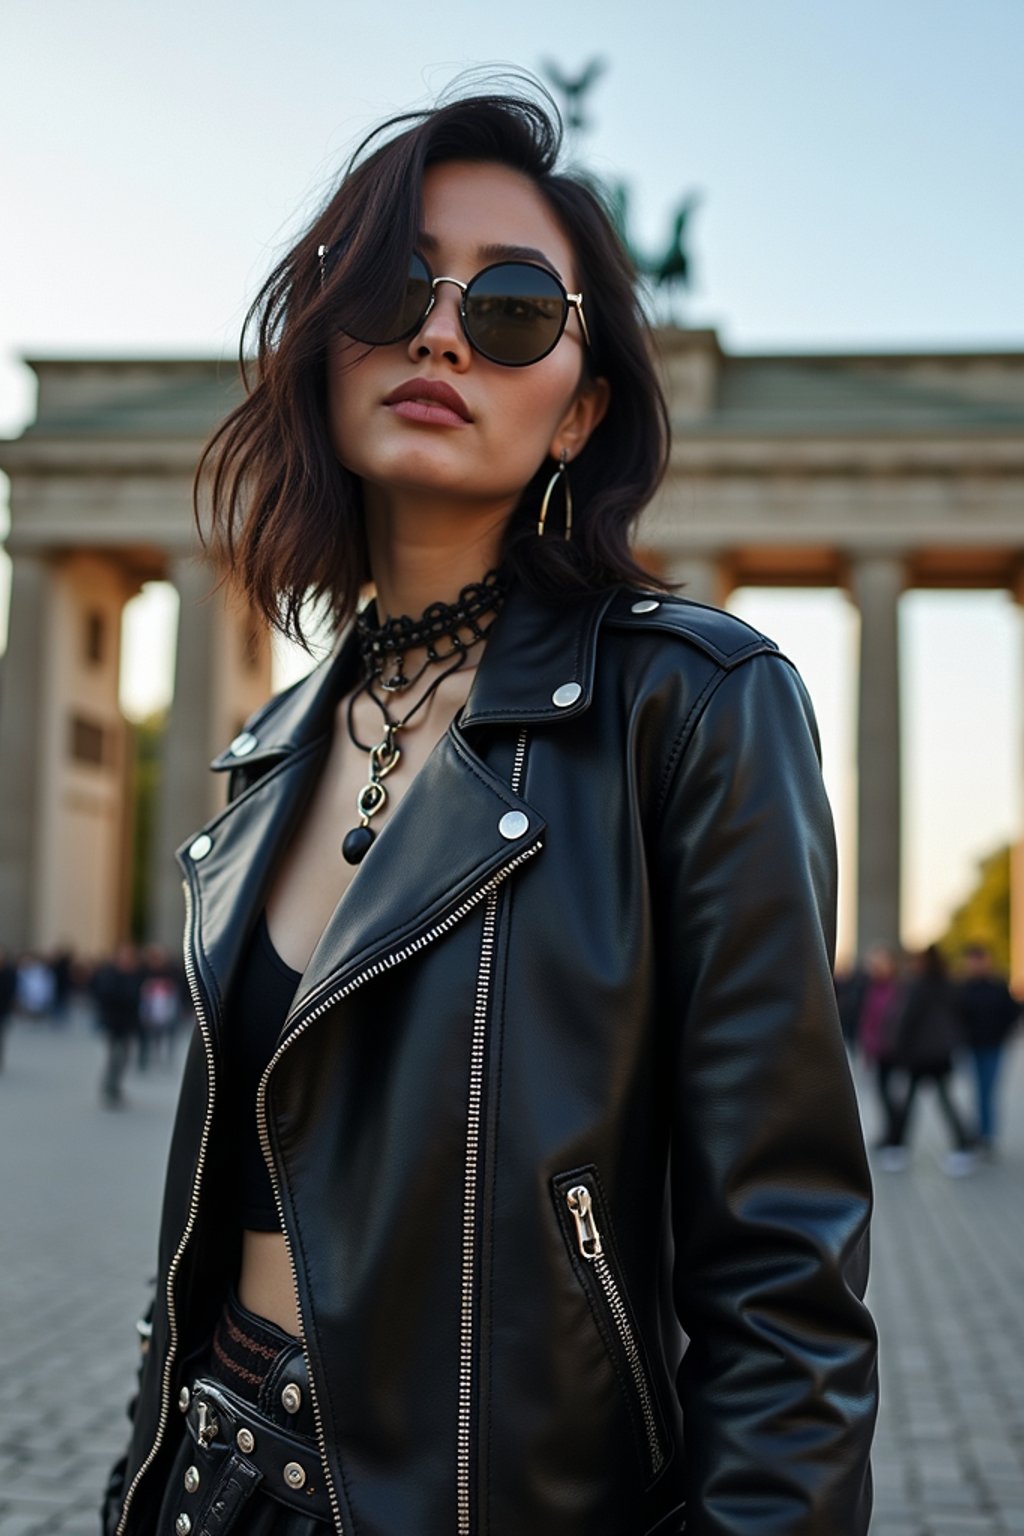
top-left (263, 679), bottom-right (475, 973)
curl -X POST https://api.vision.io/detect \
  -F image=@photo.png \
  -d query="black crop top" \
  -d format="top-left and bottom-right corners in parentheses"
top-left (225, 909), bottom-right (301, 1231)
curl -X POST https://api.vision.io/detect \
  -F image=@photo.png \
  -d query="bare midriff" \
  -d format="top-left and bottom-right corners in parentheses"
top-left (234, 662), bottom-right (479, 1340)
top-left (238, 1229), bottom-right (302, 1335)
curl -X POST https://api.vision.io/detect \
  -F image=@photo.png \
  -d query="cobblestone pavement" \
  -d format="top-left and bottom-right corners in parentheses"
top-left (0, 1008), bottom-right (1022, 1534)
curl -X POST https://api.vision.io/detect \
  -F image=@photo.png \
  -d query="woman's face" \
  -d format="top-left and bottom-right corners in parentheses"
top-left (325, 159), bottom-right (608, 514)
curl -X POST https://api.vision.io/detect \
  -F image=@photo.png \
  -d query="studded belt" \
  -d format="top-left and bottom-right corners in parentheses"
top-left (170, 1376), bottom-right (332, 1533)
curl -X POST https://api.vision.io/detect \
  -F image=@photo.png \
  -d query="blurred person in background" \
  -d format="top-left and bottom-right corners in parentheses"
top-left (884, 944), bottom-right (974, 1175)
top-left (102, 85), bottom-right (876, 1536)
top-left (855, 945), bottom-right (905, 1151)
top-left (834, 957), bottom-right (868, 1049)
top-left (16, 950), bottom-right (56, 1018)
top-left (92, 942), bottom-right (143, 1107)
top-left (138, 943), bottom-right (184, 1066)
top-left (0, 946), bottom-right (17, 1071)
top-left (954, 941), bottom-right (1021, 1159)
top-left (49, 944), bottom-right (75, 1025)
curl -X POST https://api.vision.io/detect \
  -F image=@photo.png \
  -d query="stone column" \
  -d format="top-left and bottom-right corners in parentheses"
top-left (152, 556), bottom-right (222, 951)
top-left (667, 555), bottom-right (732, 610)
top-left (0, 552), bottom-right (54, 951)
top-left (849, 554), bottom-right (904, 956)
top-left (151, 555), bottom-right (273, 951)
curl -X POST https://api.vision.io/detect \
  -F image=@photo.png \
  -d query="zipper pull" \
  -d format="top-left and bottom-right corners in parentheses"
top-left (566, 1184), bottom-right (603, 1259)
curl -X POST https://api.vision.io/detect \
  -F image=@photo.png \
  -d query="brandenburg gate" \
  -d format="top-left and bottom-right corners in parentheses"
top-left (1, 336), bottom-right (1022, 971)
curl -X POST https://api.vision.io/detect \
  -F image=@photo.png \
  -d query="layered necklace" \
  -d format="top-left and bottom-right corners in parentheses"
top-left (341, 568), bottom-right (508, 864)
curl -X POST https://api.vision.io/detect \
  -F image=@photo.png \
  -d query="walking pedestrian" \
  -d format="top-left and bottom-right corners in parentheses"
top-left (0, 946), bottom-right (17, 1072)
top-left (92, 943), bottom-right (143, 1107)
top-left (855, 945), bottom-right (905, 1151)
top-left (885, 944), bottom-right (974, 1175)
top-left (102, 84), bottom-right (877, 1536)
top-left (16, 951), bottom-right (55, 1018)
top-left (138, 944), bottom-right (183, 1066)
top-left (954, 941), bottom-right (1021, 1158)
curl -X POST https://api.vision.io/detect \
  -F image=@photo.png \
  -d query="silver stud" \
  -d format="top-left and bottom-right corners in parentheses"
top-left (188, 833), bottom-right (213, 861)
top-left (631, 598), bottom-right (660, 613)
top-left (281, 1382), bottom-right (302, 1414)
top-left (498, 810), bottom-right (529, 841)
top-left (552, 681), bottom-right (582, 708)
top-left (229, 730), bottom-right (258, 756)
top-left (178, 1386), bottom-right (190, 1412)
top-left (184, 1466), bottom-right (200, 1494)
top-left (175, 1516), bottom-right (192, 1536)
top-left (236, 1427), bottom-right (255, 1454)
top-left (283, 1462), bottom-right (306, 1489)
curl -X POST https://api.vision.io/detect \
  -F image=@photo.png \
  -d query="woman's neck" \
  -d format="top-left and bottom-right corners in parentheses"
top-left (363, 490), bottom-right (511, 621)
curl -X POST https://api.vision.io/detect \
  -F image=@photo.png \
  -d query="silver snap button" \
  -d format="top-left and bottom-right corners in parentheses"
top-left (284, 1462), bottom-right (307, 1489)
top-left (178, 1386), bottom-right (190, 1412)
top-left (175, 1516), bottom-right (192, 1536)
top-left (230, 730), bottom-right (258, 756)
top-left (236, 1428), bottom-right (255, 1454)
top-left (498, 810), bottom-right (529, 841)
top-left (184, 1466), bottom-right (200, 1494)
top-left (552, 681), bottom-right (582, 708)
top-left (631, 598), bottom-right (660, 613)
top-left (281, 1382), bottom-right (302, 1414)
top-left (188, 833), bottom-right (213, 861)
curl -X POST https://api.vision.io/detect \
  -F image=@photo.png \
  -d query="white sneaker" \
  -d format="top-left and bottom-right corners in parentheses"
top-left (878, 1147), bottom-right (909, 1173)
top-left (943, 1150), bottom-right (976, 1178)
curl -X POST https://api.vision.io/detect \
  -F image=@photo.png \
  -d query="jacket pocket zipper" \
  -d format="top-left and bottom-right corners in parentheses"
top-left (558, 1172), bottom-right (667, 1481)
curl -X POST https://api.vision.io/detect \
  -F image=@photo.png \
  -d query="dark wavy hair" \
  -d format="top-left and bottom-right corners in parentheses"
top-left (195, 85), bottom-right (672, 648)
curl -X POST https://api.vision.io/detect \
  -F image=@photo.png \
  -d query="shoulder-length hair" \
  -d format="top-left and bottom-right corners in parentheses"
top-left (196, 87), bottom-right (672, 648)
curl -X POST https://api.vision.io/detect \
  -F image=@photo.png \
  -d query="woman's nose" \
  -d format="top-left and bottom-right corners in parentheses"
top-left (408, 278), bottom-right (469, 367)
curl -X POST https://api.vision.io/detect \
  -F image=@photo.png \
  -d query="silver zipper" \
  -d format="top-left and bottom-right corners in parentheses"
top-left (457, 725), bottom-right (529, 1536)
top-left (566, 1183), bottom-right (665, 1477)
top-left (115, 878), bottom-right (217, 1536)
top-left (256, 749), bottom-right (537, 1536)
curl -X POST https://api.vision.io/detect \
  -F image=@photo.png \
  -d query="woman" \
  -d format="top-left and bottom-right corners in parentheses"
top-left (886, 944), bottom-right (975, 1174)
top-left (855, 944), bottom-right (905, 1152)
top-left (103, 88), bottom-right (877, 1536)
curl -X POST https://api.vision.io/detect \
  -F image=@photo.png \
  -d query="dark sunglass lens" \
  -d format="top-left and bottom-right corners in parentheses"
top-left (343, 253), bottom-right (431, 346)
top-left (464, 264), bottom-right (565, 363)
top-left (391, 253), bottom-right (432, 340)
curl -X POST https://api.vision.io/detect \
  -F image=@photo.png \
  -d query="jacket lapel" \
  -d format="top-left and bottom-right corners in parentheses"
top-left (177, 581), bottom-right (614, 1038)
top-left (286, 720), bottom-right (544, 1022)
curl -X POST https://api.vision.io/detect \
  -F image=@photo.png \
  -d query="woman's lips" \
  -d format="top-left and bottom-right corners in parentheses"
top-left (387, 398), bottom-right (470, 427)
top-left (383, 378), bottom-right (472, 427)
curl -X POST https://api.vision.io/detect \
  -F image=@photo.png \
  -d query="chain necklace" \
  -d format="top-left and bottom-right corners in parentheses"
top-left (341, 569), bottom-right (507, 865)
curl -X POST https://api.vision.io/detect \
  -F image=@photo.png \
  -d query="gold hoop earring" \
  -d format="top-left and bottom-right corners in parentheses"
top-left (537, 450), bottom-right (573, 541)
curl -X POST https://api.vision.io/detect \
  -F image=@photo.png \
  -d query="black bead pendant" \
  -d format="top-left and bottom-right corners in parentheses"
top-left (342, 825), bottom-right (376, 865)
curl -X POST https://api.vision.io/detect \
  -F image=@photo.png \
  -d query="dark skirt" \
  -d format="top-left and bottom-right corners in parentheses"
top-left (154, 1288), bottom-right (332, 1536)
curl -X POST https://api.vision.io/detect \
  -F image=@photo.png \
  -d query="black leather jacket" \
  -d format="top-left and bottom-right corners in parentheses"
top-left (106, 581), bottom-right (877, 1536)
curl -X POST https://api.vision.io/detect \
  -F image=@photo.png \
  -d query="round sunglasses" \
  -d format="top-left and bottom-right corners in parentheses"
top-left (318, 247), bottom-right (591, 367)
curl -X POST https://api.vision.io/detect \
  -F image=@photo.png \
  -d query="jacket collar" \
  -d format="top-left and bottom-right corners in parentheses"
top-left (458, 579), bottom-right (619, 727)
top-left (208, 578), bottom-right (621, 778)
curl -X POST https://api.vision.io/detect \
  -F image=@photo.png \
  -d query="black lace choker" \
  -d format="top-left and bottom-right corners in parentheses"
top-left (341, 569), bottom-right (508, 865)
top-left (355, 567), bottom-right (507, 691)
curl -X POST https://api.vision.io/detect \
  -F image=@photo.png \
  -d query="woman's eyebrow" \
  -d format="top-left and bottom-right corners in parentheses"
top-left (417, 231), bottom-right (561, 275)
top-left (477, 241), bottom-right (559, 272)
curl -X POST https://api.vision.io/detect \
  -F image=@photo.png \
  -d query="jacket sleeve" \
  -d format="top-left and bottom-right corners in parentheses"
top-left (100, 1282), bottom-right (156, 1535)
top-left (655, 650), bottom-right (878, 1535)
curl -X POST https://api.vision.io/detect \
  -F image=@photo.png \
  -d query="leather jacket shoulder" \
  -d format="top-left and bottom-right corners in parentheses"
top-left (108, 581), bottom-right (877, 1536)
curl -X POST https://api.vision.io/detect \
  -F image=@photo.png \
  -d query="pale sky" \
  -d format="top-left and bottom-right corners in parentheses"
top-left (2, 0), bottom-right (1023, 958)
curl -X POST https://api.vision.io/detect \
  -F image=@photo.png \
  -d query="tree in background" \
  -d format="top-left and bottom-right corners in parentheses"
top-left (940, 844), bottom-right (1011, 975)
